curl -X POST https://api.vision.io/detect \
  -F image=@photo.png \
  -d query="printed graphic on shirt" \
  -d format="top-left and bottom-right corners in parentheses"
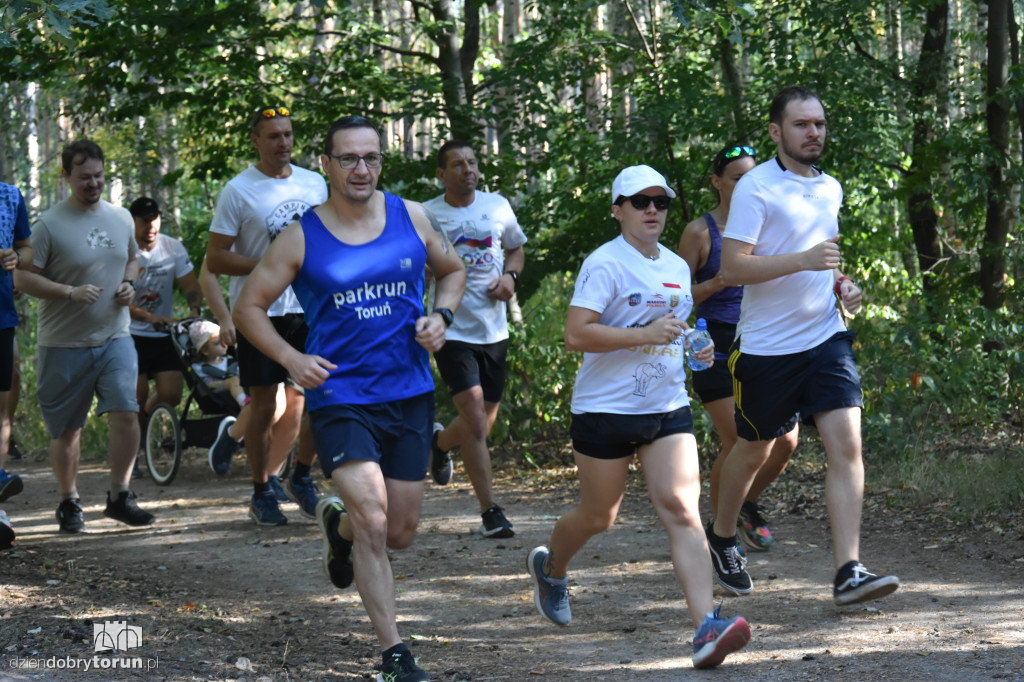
top-left (632, 362), bottom-right (666, 397)
top-left (87, 227), bottom-right (116, 249)
top-left (333, 279), bottom-right (408, 321)
top-left (266, 199), bottom-right (315, 241)
top-left (136, 263), bottom-right (174, 314)
top-left (447, 220), bottom-right (496, 271)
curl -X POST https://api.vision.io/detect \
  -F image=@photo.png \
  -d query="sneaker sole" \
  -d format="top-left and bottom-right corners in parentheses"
top-left (693, 617), bottom-right (751, 669)
top-left (316, 497), bottom-right (354, 589)
top-left (834, 575), bottom-right (900, 606)
top-left (208, 418), bottom-right (236, 475)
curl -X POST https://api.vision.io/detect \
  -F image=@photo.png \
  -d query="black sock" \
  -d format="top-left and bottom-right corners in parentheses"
top-left (292, 461), bottom-right (311, 480)
top-left (708, 530), bottom-right (736, 548)
top-left (382, 643), bottom-right (409, 664)
top-left (254, 481), bottom-right (270, 496)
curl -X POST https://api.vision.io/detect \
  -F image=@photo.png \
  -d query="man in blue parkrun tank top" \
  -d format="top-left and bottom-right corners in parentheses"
top-left (234, 116), bottom-right (466, 682)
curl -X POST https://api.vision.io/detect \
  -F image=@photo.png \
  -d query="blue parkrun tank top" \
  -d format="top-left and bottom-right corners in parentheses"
top-left (694, 213), bottom-right (743, 325)
top-left (291, 192), bottom-right (433, 410)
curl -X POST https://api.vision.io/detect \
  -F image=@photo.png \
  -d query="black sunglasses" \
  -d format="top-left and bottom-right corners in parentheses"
top-left (618, 194), bottom-right (671, 211)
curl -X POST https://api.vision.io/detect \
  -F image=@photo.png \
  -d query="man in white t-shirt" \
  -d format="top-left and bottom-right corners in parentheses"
top-left (128, 196), bottom-right (203, 420)
top-left (206, 105), bottom-right (328, 525)
top-left (424, 140), bottom-right (526, 538)
top-left (709, 85), bottom-right (899, 606)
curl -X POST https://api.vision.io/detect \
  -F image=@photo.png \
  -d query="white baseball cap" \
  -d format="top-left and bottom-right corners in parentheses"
top-left (611, 165), bottom-right (677, 203)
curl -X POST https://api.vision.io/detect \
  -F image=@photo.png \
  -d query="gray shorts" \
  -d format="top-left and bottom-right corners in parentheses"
top-left (38, 336), bottom-right (139, 439)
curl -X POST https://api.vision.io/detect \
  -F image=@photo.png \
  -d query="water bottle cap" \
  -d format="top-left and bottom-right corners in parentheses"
top-left (696, 318), bottom-right (707, 330)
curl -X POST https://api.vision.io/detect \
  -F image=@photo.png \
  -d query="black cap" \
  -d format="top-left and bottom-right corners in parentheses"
top-left (129, 196), bottom-right (161, 218)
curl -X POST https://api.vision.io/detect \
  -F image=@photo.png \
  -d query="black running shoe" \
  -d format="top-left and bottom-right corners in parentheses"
top-left (316, 496), bottom-right (354, 589)
top-left (707, 526), bottom-right (753, 595)
top-left (104, 491), bottom-right (156, 527)
top-left (479, 504), bottom-right (514, 538)
top-left (429, 422), bottom-right (453, 486)
top-left (8, 438), bottom-right (22, 460)
top-left (56, 498), bottom-right (86, 534)
top-left (833, 560), bottom-right (900, 605)
top-left (377, 648), bottom-right (429, 682)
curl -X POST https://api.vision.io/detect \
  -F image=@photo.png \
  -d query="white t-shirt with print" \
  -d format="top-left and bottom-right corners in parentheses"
top-left (424, 190), bottom-right (527, 344)
top-left (209, 164), bottom-right (327, 316)
top-left (131, 234), bottom-right (195, 338)
top-left (724, 159), bottom-right (847, 356)
top-left (569, 235), bottom-right (694, 415)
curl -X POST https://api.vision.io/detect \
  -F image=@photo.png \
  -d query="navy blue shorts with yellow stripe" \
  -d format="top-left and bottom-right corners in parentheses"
top-left (730, 330), bottom-right (862, 442)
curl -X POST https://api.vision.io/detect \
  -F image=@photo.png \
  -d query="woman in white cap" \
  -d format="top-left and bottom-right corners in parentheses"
top-left (526, 165), bottom-right (750, 669)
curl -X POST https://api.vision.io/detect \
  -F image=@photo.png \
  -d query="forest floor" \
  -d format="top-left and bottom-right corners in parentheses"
top-left (1, 444), bottom-right (1023, 682)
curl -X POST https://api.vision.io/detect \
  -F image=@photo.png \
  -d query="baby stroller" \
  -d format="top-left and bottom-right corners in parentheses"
top-left (143, 317), bottom-right (242, 485)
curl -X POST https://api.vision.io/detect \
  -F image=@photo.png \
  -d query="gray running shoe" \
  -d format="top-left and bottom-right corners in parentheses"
top-left (526, 545), bottom-right (571, 626)
top-left (429, 422), bottom-right (453, 485)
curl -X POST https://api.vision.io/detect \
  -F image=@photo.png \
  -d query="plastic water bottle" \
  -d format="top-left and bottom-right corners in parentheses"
top-left (687, 318), bottom-right (713, 371)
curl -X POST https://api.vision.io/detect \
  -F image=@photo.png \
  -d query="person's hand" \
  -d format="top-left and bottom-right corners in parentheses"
top-left (645, 313), bottom-right (685, 345)
top-left (219, 319), bottom-right (237, 347)
top-left (114, 281), bottom-right (134, 306)
top-left (69, 284), bottom-right (103, 304)
top-left (152, 314), bottom-right (174, 326)
top-left (485, 273), bottom-right (515, 302)
top-left (686, 335), bottom-right (715, 366)
top-left (284, 353), bottom-right (337, 389)
top-left (803, 236), bottom-right (841, 271)
top-left (415, 313), bottom-right (448, 352)
top-left (0, 248), bottom-right (17, 271)
top-left (838, 278), bottom-right (862, 315)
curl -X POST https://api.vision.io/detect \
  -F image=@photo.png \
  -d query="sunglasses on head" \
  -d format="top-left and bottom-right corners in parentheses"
top-left (723, 145), bottom-right (755, 160)
top-left (618, 194), bottom-right (671, 211)
top-left (259, 106), bottom-right (291, 119)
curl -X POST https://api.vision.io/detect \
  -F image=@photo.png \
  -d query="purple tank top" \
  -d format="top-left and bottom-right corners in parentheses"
top-left (694, 213), bottom-right (743, 324)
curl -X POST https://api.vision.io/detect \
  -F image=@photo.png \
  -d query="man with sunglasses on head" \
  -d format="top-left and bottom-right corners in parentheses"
top-left (709, 85), bottom-right (900, 606)
top-left (205, 105), bottom-right (328, 525)
top-left (234, 115), bottom-right (465, 682)
top-left (422, 139), bottom-right (526, 539)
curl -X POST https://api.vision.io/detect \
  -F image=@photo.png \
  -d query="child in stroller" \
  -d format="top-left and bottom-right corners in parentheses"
top-left (189, 320), bottom-right (251, 474)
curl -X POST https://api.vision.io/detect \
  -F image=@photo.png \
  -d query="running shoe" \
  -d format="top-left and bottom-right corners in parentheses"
top-left (833, 560), bottom-right (900, 605)
top-left (526, 545), bottom-right (571, 626)
top-left (692, 605), bottom-right (751, 668)
top-left (707, 526), bottom-right (753, 595)
top-left (56, 497), bottom-right (86, 534)
top-left (208, 416), bottom-right (240, 475)
top-left (0, 468), bottom-right (23, 502)
top-left (286, 474), bottom-right (321, 519)
top-left (268, 475), bottom-right (289, 503)
top-left (104, 491), bottom-right (156, 526)
top-left (315, 496), bottom-right (354, 588)
top-left (738, 500), bottom-right (773, 551)
top-left (479, 504), bottom-right (514, 538)
top-left (249, 490), bottom-right (288, 526)
top-left (8, 438), bottom-right (22, 460)
top-left (377, 648), bottom-right (428, 682)
top-left (429, 422), bottom-right (453, 485)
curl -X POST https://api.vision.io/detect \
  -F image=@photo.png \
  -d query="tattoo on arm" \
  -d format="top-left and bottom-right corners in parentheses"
top-left (424, 207), bottom-right (451, 255)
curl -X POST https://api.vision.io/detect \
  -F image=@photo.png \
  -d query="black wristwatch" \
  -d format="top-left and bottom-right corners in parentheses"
top-left (433, 307), bottom-right (454, 328)
top-left (504, 270), bottom-right (520, 287)
top-left (122, 279), bottom-right (135, 287)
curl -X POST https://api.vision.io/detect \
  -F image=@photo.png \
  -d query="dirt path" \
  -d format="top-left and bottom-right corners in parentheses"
top-left (1, 452), bottom-right (1023, 681)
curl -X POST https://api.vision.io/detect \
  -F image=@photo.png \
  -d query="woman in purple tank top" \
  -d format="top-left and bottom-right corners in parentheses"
top-left (677, 145), bottom-right (799, 554)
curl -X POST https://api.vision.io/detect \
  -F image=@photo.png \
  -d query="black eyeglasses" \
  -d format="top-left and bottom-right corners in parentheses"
top-left (259, 106), bottom-right (291, 119)
top-left (723, 145), bottom-right (755, 160)
top-left (618, 194), bottom-right (671, 211)
top-left (327, 153), bottom-right (386, 170)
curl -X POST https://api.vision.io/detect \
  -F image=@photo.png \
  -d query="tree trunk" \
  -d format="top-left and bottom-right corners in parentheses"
top-left (981, 0), bottom-right (1012, 309)
top-left (906, 0), bottom-right (949, 291)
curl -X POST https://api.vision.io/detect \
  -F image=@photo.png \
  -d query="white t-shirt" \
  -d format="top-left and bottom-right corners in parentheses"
top-left (131, 234), bottom-right (195, 338)
top-left (209, 164), bottom-right (328, 316)
top-left (569, 235), bottom-right (694, 415)
top-left (724, 159), bottom-right (847, 356)
top-left (423, 190), bottom-right (527, 344)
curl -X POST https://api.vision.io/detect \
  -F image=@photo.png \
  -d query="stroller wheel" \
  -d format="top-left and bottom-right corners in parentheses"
top-left (145, 403), bottom-right (182, 485)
